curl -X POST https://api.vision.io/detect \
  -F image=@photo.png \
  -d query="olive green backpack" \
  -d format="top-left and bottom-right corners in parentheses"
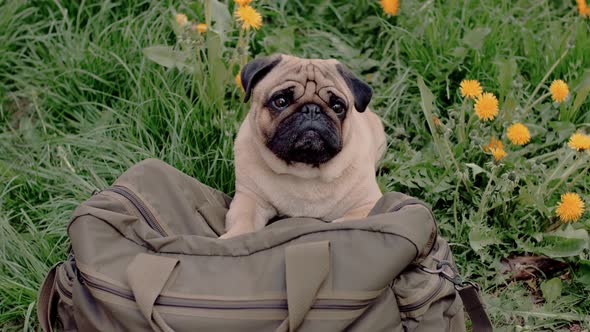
top-left (37, 158), bottom-right (492, 331)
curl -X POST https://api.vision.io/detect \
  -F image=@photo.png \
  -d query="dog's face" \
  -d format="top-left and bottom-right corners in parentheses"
top-left (241, 54), bottom-right (372, 166)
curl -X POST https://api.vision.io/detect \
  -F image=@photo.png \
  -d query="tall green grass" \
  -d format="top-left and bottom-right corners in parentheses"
top-left (1, 0), bottom-right (589, 330)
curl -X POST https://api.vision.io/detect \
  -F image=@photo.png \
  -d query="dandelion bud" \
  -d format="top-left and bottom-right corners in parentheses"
top-left (507, 172), bottom-right (516, 181)
top-left (176, 13), bottom-right (189, 26)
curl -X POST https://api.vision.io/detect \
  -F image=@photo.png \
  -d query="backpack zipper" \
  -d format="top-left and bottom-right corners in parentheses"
top-left (56, 272), bottom-right (72, 299)
top-left (104, 185), bottom-right (168, 236)
top-left (75, 270), bottom-right (371, 311)
top-left (397, 277), bottom-right (445, 312)
top-left (398, 242), bottom-right (451, 313)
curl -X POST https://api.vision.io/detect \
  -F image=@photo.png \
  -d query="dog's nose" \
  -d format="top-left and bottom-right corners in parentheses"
top-left (300, 103), bottom-right (321, 119)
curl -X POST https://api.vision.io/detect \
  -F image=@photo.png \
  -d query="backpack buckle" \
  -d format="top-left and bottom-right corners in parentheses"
top-left (436, 260), bottom-right (464, 288)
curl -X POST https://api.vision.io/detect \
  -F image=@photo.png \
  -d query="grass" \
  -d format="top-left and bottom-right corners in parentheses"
top-left (1, 0), bottom-right (590, 330)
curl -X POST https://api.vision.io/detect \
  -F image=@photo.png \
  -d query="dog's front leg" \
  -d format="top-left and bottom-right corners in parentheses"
top-left (332, 201), bottom-right (377, 223)
top-left (220, 191), bottom-right (276, 239)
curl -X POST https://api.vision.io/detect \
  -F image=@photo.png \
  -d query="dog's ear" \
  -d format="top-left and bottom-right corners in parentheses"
top-left (241, 55), bottom-right (282, 103)
top-left (336, 64), bottom-right (372, 113)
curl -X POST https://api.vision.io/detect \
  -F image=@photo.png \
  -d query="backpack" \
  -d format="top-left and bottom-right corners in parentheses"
top-left (37, 158), bottom-right (492, 331)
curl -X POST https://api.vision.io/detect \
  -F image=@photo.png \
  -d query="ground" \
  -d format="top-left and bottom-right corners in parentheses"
top-left (1, 0), bottom-right (589, 330)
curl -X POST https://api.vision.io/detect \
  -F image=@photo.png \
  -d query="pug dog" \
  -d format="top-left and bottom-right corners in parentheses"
top-left (221, 54), bottom-right (386, 239)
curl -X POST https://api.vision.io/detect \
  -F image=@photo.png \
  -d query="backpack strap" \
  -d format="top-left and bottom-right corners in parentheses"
top-left (127, 253), bottom-right (179, 332)
top-left (456, 283), bottom-right (494, 332)
top-left (420, 259), bottom-right (493, 332)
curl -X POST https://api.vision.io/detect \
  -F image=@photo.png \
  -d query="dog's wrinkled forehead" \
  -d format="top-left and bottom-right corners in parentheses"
top-left (262, 57), bottom-right (347, 104)
top-left (241, 54), bottom-right (372, 113)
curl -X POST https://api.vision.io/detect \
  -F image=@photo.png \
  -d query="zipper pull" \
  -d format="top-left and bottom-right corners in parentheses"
top-left (420, 259), bottom-right (465, 289)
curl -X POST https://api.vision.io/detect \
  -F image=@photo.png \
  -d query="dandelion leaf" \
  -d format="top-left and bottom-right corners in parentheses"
top-left (572, 70), bottom-right (590, 115)
top-left (537, 225), bottom-right (589, 258)
top-left (431, 176), bottom-right (453, 194)
top-left (540, 277), bottom-right (562, 303)
top-left (206, 34), bottom-right (227, 108)
top-left (417, 76), bottom-right (449, 167)
top-left (462, 27), bottom-right (491, 50)
top-left (210, 0), bottom-right (231, 41)
top-left (318, 31), bottom-right (360, 59)
top-left (465, 163), bottom-right (489, 179)
top-left (503, 95), bottom-right (517, 113)
top-left (417, 76), bottom-right (437, 135)
top-left (495, 57), bottom-right (517, 101)
top-left (451, 47), bottom-right (467, 58)
top-left (263, 27), bottom-right (295, 54)
top-left (548, 121), bottom-right (576, 142)
top-left (575, 260), bottom-right (590, 291)
top-left (469, 226), bottom-right (500, 252)
top-left (142, 45), bottom-right (188, 69)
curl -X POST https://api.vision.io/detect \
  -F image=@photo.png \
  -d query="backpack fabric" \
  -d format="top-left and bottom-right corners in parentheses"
top-left (37, 158), bottom-right (491, 331)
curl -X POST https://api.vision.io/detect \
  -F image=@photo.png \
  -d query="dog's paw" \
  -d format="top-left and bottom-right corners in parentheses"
top-left (219, 224), bottom-right (255, 239)
top-left (332, 203), bottom-right (375, 223)
top-left (219, 232), bottom-right (236, 239)
top-left (331, 216), bottom-right (349, 223)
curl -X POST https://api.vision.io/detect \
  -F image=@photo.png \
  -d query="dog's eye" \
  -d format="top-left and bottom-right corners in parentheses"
top-left (271, 96), bottom-right (290, 110)
top-left (331, 101), bottom-right (346, 114)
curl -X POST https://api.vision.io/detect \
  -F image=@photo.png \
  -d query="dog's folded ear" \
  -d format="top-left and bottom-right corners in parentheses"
top-left (241, 55), bottom-right (282, 103)
top-left (336, 64), bottom-right (372, 113)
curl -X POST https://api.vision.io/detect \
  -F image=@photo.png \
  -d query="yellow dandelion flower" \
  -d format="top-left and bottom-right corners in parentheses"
top-left (460, 79), bottom-right (483, 99)
top-left (555, 192), bottom-right (585, 223)
top-left (234, 5), bottom-right (263, 30)
top-left (235, 72), bottom-right (243, 91)
top-left (235, 0), bottom-right (252, 6)
top-left (490, 147), bottom-right (507, 161)
top-left (196, 23), bottom-right (207, 33)
top-left (577, 0), bottom-right (588, 16)
top-left (380, 0), bottom-right (400, 16)
top-left (568, 132), bottom-right (590, 151)
top-left (549, 79), bottom-right (569, 103)
top-left (175, 13), bottom-right (188, 26)
top-left (506, 123), bottom-right (531, 145)
top-left (474, 92), bottom-right (499, 121)
top-left (483, 136), bottom-right (503, 152)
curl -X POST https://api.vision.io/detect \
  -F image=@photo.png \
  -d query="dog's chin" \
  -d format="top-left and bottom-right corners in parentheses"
top-left (267, 125), bottom-right (342, 166)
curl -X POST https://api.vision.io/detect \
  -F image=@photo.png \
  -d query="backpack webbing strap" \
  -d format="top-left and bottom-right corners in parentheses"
top-left (457, 283), bottom-right (493, 332)
top-left (37, 264), bottom-right (59, 332)
top-left (281, 240), bottom-right (331, 332)
top-left (420, 259), bottom-right (493, 331)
